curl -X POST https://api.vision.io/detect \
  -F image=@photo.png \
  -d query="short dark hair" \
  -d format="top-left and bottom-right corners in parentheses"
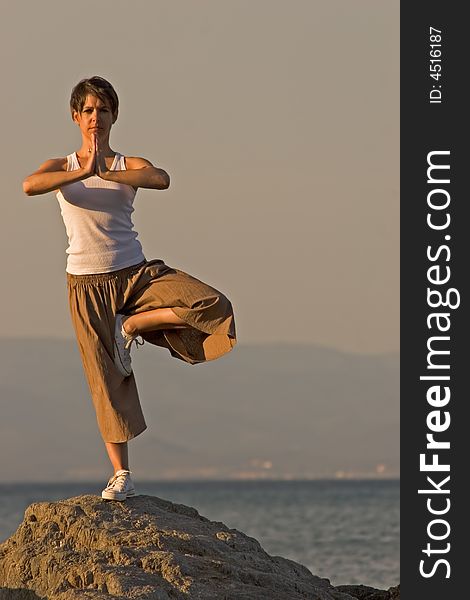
top-left (70, 76), bottom-right (119, 119)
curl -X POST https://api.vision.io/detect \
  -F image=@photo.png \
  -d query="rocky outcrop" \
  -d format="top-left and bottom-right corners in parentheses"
top-left (0, 494), bottom-right (399, 600)
top-left (335, 585), bottom-right (400, 600)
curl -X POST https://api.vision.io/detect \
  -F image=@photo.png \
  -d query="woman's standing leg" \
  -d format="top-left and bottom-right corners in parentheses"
top-left (105, 441), bottom-right (129, 473)
top-left (67, 268), bottom-right (149, 500)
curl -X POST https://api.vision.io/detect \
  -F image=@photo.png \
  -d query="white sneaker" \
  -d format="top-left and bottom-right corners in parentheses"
top-left (101, 469), bottom-right (136, 501)
top-left (113, 314), bottom-right (143, 377)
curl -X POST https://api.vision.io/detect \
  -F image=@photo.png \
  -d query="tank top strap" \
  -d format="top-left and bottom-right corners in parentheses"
top-left (67, 153), bottom-right (80, 172)
top-left (111, 153), bottom-right (126, 171)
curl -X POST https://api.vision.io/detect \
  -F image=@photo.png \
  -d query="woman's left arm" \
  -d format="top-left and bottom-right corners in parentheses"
top-left (100, 156), bottom-right (170, 190)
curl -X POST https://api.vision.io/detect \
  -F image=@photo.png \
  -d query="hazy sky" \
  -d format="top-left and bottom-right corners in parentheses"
top-left (1, 0), bottom-right (398, 354)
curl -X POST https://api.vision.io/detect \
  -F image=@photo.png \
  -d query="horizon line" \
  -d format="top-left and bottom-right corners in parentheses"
top-left (1, 335), bottom-right (400, 357)
top-left (0, 476), bottom-right (400, 486)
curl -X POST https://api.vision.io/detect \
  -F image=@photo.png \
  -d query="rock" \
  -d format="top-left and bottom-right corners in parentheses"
top-left (335, 584), bottom-right (400, 599)
top-left (0, 494), bottom-right (396, 599)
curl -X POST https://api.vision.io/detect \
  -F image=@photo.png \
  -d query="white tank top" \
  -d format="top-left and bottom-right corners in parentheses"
top-left (56, 152), bottom-right (146, 274)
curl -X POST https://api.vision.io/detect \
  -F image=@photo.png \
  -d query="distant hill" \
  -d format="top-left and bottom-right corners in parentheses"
top-left (0, 338), bottom-right (399, 482)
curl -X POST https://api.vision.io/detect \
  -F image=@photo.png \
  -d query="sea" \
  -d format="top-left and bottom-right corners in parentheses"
top-left (0, 479), bottom-right (399, 591)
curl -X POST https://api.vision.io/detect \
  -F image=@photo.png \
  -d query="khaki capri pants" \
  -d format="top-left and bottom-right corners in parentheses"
top-left (67, 259), bottom-right (237, 443)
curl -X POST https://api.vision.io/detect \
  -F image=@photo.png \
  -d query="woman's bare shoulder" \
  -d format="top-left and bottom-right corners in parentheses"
top-left (124, 156), bottom-right (155, 169)
top-left (34, 157), bottom-right (68, 174)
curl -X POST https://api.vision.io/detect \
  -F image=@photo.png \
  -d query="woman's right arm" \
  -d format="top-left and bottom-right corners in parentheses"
top-left (22, 157), bottom-right (92, 196)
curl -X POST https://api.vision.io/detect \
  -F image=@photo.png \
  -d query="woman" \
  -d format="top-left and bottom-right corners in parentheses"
top-left (23, 76), bottom-right (237, 501)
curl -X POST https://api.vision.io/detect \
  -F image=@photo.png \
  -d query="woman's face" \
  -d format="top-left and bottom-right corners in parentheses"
top-left (73, 94), bottom-right (116, 141)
